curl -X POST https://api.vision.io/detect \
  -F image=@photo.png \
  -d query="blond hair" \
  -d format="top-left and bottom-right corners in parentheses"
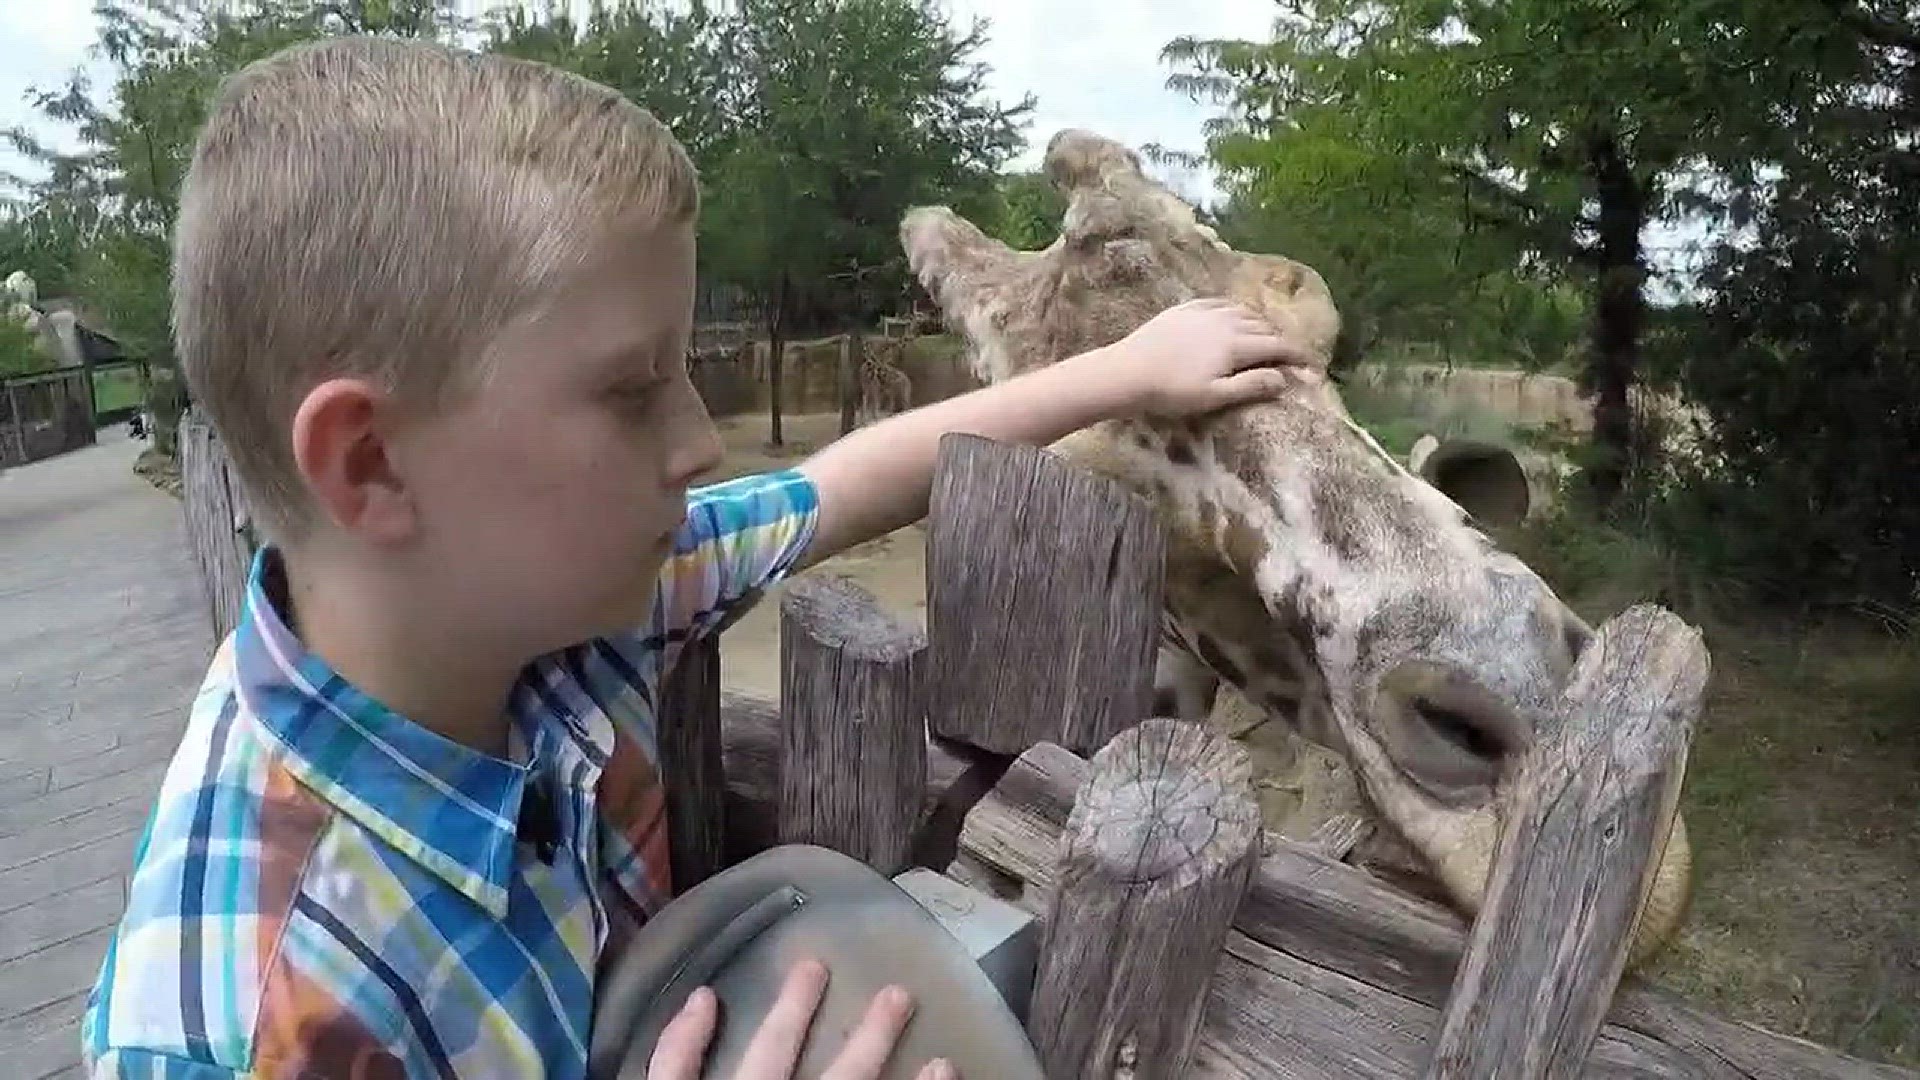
top-left (173, 34), bottom-right (698, 542)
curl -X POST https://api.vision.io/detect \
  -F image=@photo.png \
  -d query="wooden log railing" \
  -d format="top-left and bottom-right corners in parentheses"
top-left (1425, 606), bottom-right (1709, 1078)
top-left (179, 422), bottom-right (1913, 1079)
top-left (926, 433), bottom-right (1165, 756)
top-left (1026, 719), bottom-right (1261, 1079)
top-left (178, 406), bottom-right (257, 640)
top-left (777, 574), bottom-right (928, 875)
top-left (951, 738), bottom-right (1912, 1079)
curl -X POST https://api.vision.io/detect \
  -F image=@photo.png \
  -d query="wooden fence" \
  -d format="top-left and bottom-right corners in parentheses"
top-left (177, 409), bottom-right (1910, 1079)
top-left (0, 366), bottom-right (95, 467)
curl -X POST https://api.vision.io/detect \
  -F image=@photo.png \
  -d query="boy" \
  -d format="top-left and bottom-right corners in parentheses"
top-left (82, 35), bottom-right (1308, 1080)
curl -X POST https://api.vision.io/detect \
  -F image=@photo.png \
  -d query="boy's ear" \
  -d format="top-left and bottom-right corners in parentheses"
top-left (289, 378), bottom-right (417, 543)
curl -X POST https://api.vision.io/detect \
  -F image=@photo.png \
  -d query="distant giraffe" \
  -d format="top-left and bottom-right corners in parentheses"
top-left (856, 337), bottom-right (913, 426)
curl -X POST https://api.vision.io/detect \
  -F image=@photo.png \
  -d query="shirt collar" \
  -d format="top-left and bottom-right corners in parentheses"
top-left (232, 547), bottom-right (534, 917)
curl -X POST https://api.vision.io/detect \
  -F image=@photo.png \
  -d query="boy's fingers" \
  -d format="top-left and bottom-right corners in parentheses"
top-left (819, 985), bottom-right (917, 1080)
top-left (734, 959), bottom-right (831, 1078)
top-left (648, 987), bottom-right (720, 1080)
top-left (1230, 333), bottom-right (1319, 372)
top-left (1208, 367), bottom-right (1293, 410)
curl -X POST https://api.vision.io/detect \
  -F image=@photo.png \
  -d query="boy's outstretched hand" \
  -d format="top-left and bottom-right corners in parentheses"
top-left (647, 959), bottom-right (956, 1080)
top-left (1098, 296), bottom-right (1323, 418)
top-left (795, 296), bottom-right (1317, 571)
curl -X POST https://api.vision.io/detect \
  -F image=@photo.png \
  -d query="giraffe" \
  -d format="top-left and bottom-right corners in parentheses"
top-left (900, 129), bottom-right (1692, 965)
top-left (857, 336), bottom-right (914, 426)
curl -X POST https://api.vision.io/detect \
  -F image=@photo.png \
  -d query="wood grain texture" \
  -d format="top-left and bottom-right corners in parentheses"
top-left (1193, 933), bottom-right (1695, 1079)
top-left (925, 433), bottom-right (1166, 755)
top-left (956, 740), bottom-right (1912, 1079)
top-left (1425, 605), bottom-right (1710, 1080)
top-left (778, 574), bottom-right (929, 875)
top-left (178, 407), bottom-right (258, 641)
top-left (838, 329), bottom-right (859, 435)
top-left (658, 634), bottom-right (727, 894)
top-left (1026, 720), bottom-right (1262, 1080)
top-left (715, 692), bottom-right (996, 870)
top-left (4, 380), bottom-right (25, 462)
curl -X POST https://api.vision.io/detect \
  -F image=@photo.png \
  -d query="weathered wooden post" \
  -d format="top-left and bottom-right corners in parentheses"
top-left (1423, 604), bottom-right (1710, 1079)
top-left (178, 406), bottom-right (258, 640)
top-left (1025, 719), bottom-right (1261, 1079)
top-left (4, 376), bottom-right (27, 463)
top-left (658, 635), bottom-right (727, 894)
top-left (926, 433), bottom-right (1165, 756)
top-left (949, 731), bottom-right (1907, 1077)
top-left (837, 330), bottom-right (860, 435)
top-left (778, 573), bottom-right (929, 875)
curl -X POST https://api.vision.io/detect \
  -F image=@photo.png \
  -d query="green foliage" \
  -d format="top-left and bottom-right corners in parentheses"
top-left (1621, 13), bottom-right (1920, 618)
top-left (495, 0), bottom-right (1030, 330)
top-left (1648, 184), bottom-right (1920, 615)
top-left (0, 201), bottom-right (96, 298)
top-left (703, 0), bottom-right (1030, 325)
top-left (0, 317), bottom-right (45, 376)
top-left (1163, 0), bottom-right (1855, 502)
top-left (983, 170), bottom-right (1066, 250)
top-left (3, 1), bottom-right (383, 371)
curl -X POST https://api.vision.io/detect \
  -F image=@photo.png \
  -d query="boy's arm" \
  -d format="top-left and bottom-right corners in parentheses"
top-left (795, 298), bottom-right (1318, 569)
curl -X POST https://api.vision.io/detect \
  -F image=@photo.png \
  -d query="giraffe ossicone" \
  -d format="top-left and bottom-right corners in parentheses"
top-left (900, 127), bottom-right (1691, 965)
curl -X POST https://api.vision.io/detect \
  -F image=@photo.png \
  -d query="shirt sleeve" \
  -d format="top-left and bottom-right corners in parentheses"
top-left (650, 468), bottom-right (820, 671)
top-left (86, 1049), bottom-right (241, 1079)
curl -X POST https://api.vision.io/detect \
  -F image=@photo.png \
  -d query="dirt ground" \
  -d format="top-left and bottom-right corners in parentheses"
top-left (706, 409), bottom-right (1919, 1068)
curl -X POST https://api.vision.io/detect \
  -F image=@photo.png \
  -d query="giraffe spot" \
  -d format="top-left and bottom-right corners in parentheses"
top-left (1259, 686), bottom-right (1301, 716)
top-left (1165, 433), bottom-right (1196, 465)
top-left (1151, 685), bottom-right (1183, 719)
top-left (1196, 499), bottom-right (1222, 541)
top-left (1312, 481), bottom-right (1369, 563)
top-left (1133, 429), bottom-right (1156, 451)
top-left (1223, 513), bottom-right (1270, 578)
top-left (1210, 429), bottom-right (1273, 503)
top-left (1194, 636), bottom-right (1248, 689)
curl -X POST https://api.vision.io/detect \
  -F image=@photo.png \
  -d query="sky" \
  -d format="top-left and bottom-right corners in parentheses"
top-left (0, 0), bottom-right (1276, 204)
top-left (0, 0), bottom-right (1706, 289)
top-left (0, 1), bottom-right (104, 185)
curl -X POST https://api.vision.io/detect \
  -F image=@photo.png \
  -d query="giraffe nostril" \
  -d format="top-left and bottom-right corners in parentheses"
top-left (1372, 660), bottom-right (1524, 805)
top-left (1415, 698), bottom-right (1504, 758)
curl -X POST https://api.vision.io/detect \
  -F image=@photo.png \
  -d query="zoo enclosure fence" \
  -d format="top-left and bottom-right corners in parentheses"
top-left (175, 406), bottom-right (1910, 1079)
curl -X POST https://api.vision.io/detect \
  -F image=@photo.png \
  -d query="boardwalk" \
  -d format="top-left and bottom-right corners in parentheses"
top-left (0, 432), bottom-right (214, 1079)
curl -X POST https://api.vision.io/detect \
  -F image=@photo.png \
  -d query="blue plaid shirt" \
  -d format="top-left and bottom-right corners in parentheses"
top-left (82, 469), bottom-right (819, 1079)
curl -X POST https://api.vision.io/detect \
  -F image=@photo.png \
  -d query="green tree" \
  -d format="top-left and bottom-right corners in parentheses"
top-left (0, 200), bottom-right (97, 298)
top-left (0, 318), bottom-right (45, 377)
top-left (6, 0), bottom-right (452, 451)
top-left (1646, 8), bottom-right (1920, 612)
top-left (695, 0), bottom-right (1029, 446)
top-left (983, 169), bottom-right (1066, 250)
top-left (487, 3), bottom-right (738, 166)
top-left (1165, 0), bottom-right (1854, 506)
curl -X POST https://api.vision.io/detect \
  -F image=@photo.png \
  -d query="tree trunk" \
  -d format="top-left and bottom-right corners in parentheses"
top-left (1584, 131), bottom-right (1646, 510)
top-left (766, 274), bottom-right (789, 449)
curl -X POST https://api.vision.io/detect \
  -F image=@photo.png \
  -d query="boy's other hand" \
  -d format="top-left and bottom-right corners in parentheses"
top-left (1096, 297), bottom-right (1322, 418)
top-left (647, 958), bottom-right (959, 1080)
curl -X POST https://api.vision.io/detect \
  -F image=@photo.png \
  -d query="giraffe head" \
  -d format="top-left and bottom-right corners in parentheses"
top-left (901, 129), bottom-right (1690, 961)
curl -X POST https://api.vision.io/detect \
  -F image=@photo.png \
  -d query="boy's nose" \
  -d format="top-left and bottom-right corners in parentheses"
top-left (669, 416), bottom-right (724, 486)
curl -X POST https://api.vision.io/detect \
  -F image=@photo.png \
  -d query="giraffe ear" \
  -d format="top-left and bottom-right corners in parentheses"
top-left (900, 206), bottom-right (1023, 317)
top-left (1414, 438), bottom-right (1532, 529)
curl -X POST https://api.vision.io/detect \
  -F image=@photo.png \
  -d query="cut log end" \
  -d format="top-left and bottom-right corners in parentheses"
top-left (780, 573), bottom-right (927, 660)
top-left (1031, 720), bottom-right (1263, 1079)
top-left (779, 571), bottom-right (928, 875)
top-left (1074, 720), bottom-right (1260, 884)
